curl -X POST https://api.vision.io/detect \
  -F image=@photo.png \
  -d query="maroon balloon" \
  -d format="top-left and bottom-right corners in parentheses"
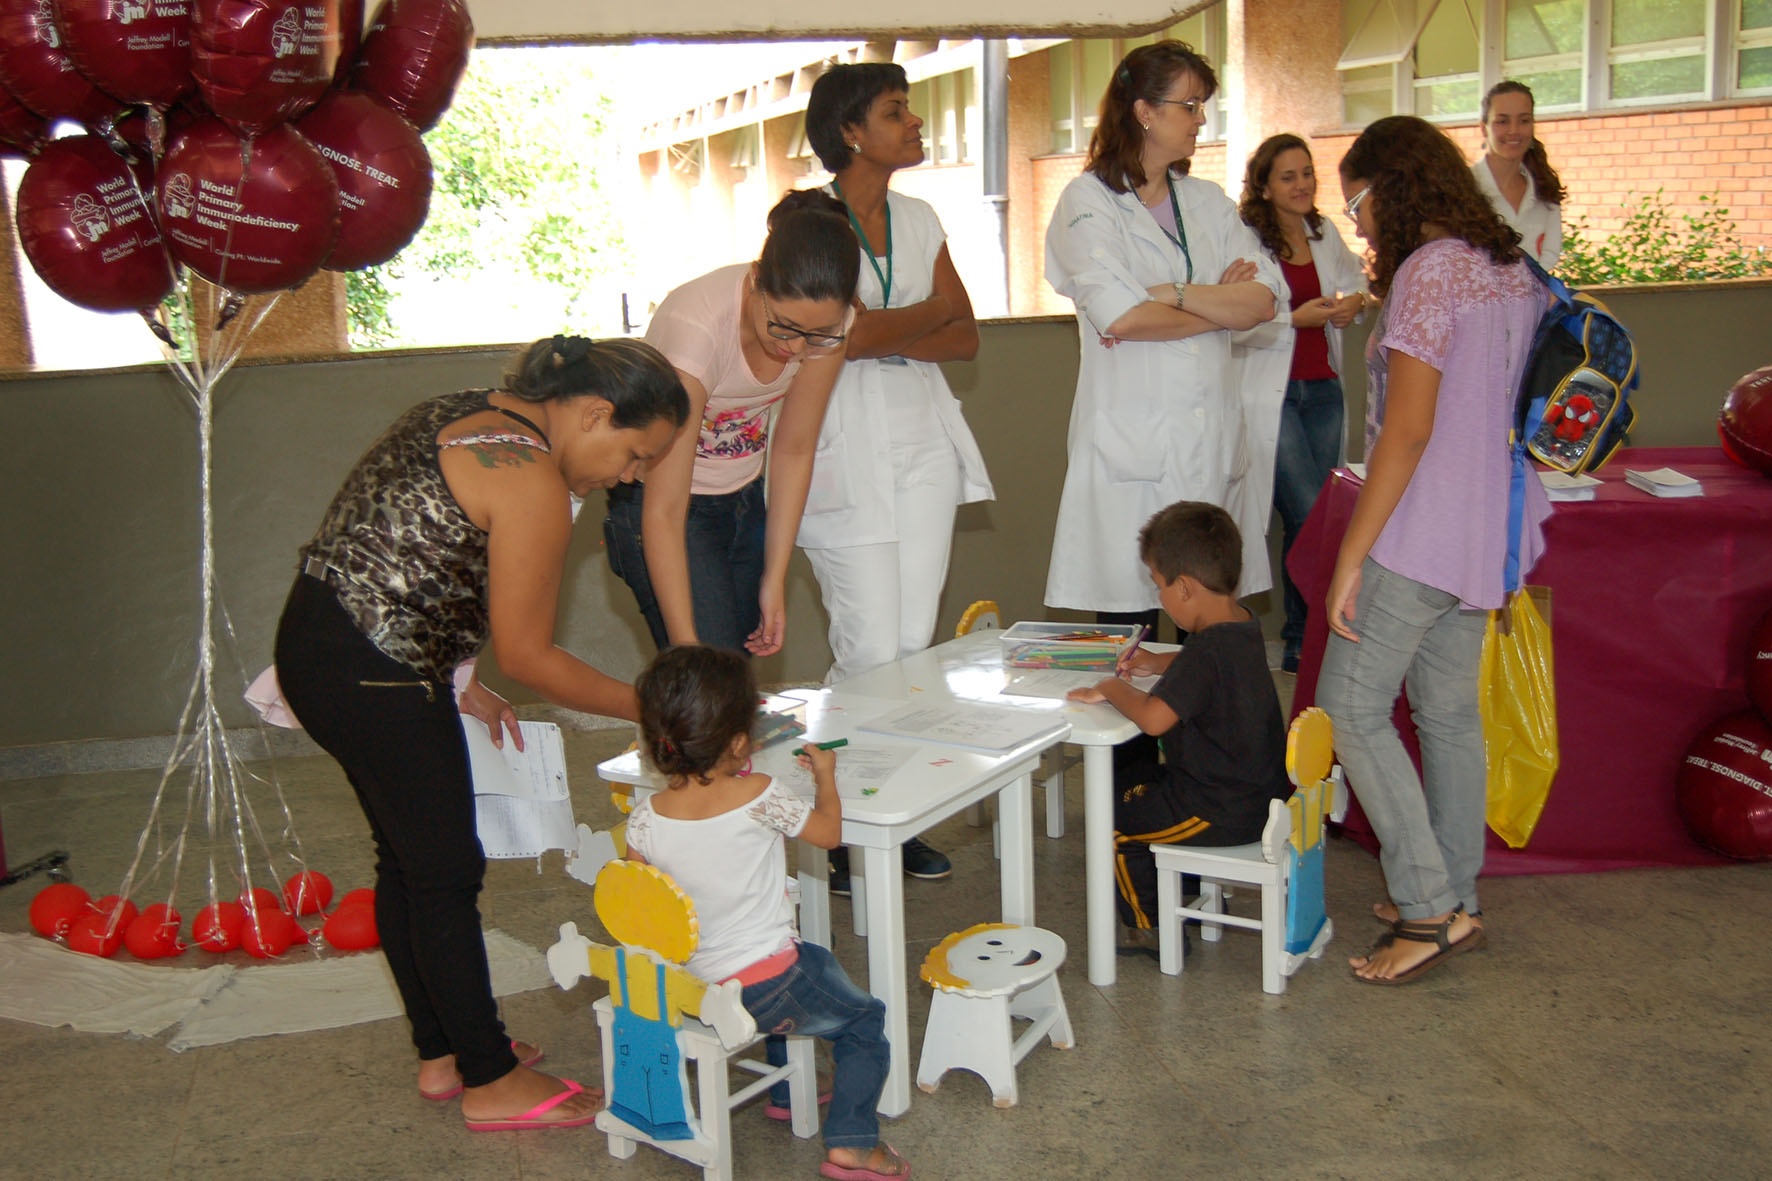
top-left (1676, 711), bottom-right (1772, 861)
top-left (0, 81), bottom-right (50, 156)
top-left (332, 0), bottom-right (363, 86)
top-left (0, 0), bottom-right (123, 125)
top-left (15, 134), bottom-right (171, 311)
top-left (156, 117), bottom-right (339, 293)
top-left (296, 90), bottom-right (429, 270)
top-left (191, 0), bottom-right (344, 137)
top-left (350, 0), bottom-right (472, 132)
top-left (55, 0), bottom-right (193, 109)
top-left (1719, 365), bottom-right (1772, 478)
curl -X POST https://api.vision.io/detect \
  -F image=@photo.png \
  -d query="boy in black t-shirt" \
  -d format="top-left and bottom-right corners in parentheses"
top-left (1067, 502), bottom-right (1292, 956)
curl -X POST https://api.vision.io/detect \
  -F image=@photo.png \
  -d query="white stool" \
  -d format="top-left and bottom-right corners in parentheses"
top-left (916, 923), bottom-right (1074, 1108)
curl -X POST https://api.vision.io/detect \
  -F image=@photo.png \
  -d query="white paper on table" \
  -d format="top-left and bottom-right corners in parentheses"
top-left (1001, 668), bottom-right (1105, 699)
top-left (464, 719), bottom-right (576, 858)
top-left (859, 700), bottom-right (1067, 753)
top-left (769, 744), bottom-right (919, 800)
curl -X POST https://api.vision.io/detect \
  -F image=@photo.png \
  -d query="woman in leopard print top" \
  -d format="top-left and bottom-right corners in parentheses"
top-left (274, 335), bottom-right (686, 1131)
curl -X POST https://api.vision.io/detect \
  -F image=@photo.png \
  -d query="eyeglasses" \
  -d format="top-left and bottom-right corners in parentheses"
top-left (761, 293), bottom-right (846, 351)
top-left (1344, 186), bottom-right (1372, 221)
top-left (1152, 98), bottom-right (1208, 118)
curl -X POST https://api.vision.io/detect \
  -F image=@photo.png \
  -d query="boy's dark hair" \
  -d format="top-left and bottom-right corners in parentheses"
top-left (806, 62), bottom-right (910, 175)
top-left (1138, 501), bottom-right (1242, 595)
top-left (636, 645), bottom-right (758, 786)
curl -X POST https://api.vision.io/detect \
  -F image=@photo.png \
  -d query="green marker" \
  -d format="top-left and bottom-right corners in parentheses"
top-left (814, 738), bottom-right (849, 750)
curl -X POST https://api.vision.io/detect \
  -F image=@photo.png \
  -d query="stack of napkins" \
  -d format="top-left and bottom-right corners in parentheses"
top-left (1625, 467), bottom-right (1704, 498)
top-left (1539, 470), bottom-right (1602, 501)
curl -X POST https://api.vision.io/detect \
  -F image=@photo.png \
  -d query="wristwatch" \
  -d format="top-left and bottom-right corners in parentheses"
top-left (1173, 281), bottom-right (1186, 310)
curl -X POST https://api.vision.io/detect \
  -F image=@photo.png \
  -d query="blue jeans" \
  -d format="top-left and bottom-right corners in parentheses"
top-left (744, 942), bottom-right (888, 1151)
top-left (1273, 377), bottom-right (1346, 660)
top-left (1316, 558), bottom-right (1487, 920)
top-left (603, 478), bottom-right (766, 653)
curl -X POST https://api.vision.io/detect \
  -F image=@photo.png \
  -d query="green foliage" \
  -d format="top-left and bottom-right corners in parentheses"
top-left (1559, 190), bottom-right (1772, 285)
top-left (344, 47), bottom-right (630, 348)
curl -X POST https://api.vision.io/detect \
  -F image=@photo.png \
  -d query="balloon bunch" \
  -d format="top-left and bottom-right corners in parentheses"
top-left (29, 870), bottom-right (382, 959)
top-left (2, 0), bottom-right (471, 332)
top-left (1674, 605), bottom-right (1772, 861)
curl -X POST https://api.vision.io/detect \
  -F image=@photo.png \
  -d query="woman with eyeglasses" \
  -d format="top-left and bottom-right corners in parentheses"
top-left (1319, 116), bottom-right (1549, 985)
top-left (1232, 133), bottom-right (1370, 674)
top-left (798, 62), bottom-right (993, 687)
top-left (604, 190), bottom-right (859, 656)
top-left (1043, 40), bottom-right (1282, 637)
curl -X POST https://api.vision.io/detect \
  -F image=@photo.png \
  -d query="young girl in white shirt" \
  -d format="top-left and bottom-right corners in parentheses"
top-left (626, 645), bottom-right (909, 1181)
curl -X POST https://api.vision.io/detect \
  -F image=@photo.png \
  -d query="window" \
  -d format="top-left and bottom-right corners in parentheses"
top-left (1342, 0), bottom-right (1769, 117)
top-left (909, 68), bottom-right (977, 164)
top-left (1046, 9), bottom-right (1229, 154)
top-left (1608, 0), bottom-right (1707, 103)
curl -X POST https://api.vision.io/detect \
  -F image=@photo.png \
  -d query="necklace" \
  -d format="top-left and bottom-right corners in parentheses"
top-left (832, 177), bottom-right (892, 308)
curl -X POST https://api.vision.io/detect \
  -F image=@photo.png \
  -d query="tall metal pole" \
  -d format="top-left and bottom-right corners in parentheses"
top-left (980, 39), bottom-right (1010, 317)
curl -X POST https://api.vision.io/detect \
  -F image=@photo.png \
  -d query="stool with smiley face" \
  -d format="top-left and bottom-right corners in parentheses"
top-left (916, 922), bottom-right (1074, 1108)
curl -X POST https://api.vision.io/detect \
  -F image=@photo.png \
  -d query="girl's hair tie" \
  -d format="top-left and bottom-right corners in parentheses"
top-left (551, 334), bottom-right (593, 367)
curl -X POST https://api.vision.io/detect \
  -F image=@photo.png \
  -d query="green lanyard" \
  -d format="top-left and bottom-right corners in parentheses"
top-left (832, 178), bottom-right (892, 308)
top-left (1161, 176), bottom-right (1194, 282)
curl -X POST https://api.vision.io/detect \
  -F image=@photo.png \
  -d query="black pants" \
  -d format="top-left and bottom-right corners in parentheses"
top-left (1113, 761), bottom-right (1249, 929)
top-left (275, 574), bottom-right (517, 1087)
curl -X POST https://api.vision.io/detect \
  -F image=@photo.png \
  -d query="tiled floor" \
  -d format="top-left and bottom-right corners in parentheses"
top-left (3, 706), bottom-right (1771, 1180)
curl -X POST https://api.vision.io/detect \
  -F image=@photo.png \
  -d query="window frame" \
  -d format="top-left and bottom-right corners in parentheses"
top-left (1045, 9), bottom-right (1229, 156)
top-left (1340, 0), bottom-right (1770, 123)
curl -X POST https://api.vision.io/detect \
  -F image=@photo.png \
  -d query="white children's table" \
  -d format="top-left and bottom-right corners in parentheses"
top-left (828, 629), bottom-right (1154, 989)
top-left (595, 679), bottom-right (1069, 1117)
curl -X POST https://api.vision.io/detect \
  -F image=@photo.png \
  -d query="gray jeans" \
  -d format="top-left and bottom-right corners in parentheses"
top-left (1317, 558), bottom-right (1487, 920)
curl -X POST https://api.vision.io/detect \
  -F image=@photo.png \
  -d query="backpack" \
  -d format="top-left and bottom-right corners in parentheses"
top-left (1504, 256), bottom-right (1640, 590)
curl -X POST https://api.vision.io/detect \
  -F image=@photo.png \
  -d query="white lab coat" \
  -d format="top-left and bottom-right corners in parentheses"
top-left (798, 191), bottom-right (992, 551)
top-left (1229, 216), bottom-right (1369, 531)
top-left (1043, 170), bottom-right (1284, 611)
top-left (1471, 156), bottom-right (1562, 270)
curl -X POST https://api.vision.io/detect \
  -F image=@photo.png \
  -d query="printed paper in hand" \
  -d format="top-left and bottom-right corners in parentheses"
top-left (858, 701), bottom-right (1068, 753)
top-left (466, 719), bottom-right (576, 859)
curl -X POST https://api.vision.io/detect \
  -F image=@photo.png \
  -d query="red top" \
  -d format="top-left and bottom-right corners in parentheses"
top-left (1280, 255), bottom-right (1335, 381)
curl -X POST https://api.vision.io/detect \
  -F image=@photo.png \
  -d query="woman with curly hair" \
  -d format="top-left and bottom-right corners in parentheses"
top-left (1042, 40), bottom-right (1281, 631)
top-left (1472, 80), bottom-right (1567, 268)
top-left (1317, 115), bottom-right (1550, 985)
top-left (1233, 133), bottom-right (1369, 672)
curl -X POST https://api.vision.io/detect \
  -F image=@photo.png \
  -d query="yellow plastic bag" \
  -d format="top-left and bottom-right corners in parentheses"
top-left (1479, 586), bottom-right (1558, 848)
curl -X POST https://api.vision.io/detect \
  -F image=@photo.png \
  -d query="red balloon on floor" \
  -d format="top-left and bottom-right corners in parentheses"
top-left (28, 883), bottom-right (91, 939)
top-left (239, 885), bottom-right (285, 916)
top-left (283, 870), bottom-right (334, 915)
top-left (89, 894), bottom-right (139, 931)
top-left (323, 900), bottom-right (379, 950)
top-left (336, 887), bottom-right (375, 910)
top-left (193, 900), bottom-right (246, 952)
top-left (241, 907), bottom-right (302, 958)
top-left (66, 910), bottom-right (126, 957)
top-left (125, 906), bottom-right (187, 959)
top-left (1677, 711), bottom-right (1772, 860)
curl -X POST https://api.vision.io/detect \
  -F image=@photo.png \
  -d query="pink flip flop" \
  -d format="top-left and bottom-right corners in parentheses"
top-left (420, 1041), bottom-right (546, 1102)
top-left (818, 1144), bottom-right (911, 1180)
top-left (464, 1078), bottom-right (599, 1132)
top-left (762, 1087), bottom-right (832, 1122)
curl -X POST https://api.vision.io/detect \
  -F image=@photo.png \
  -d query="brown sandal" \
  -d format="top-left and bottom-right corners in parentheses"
top-left (1352, 907), bottom-right (1485, 986)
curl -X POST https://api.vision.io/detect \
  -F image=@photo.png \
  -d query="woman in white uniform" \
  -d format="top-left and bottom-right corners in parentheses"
top-left (1232, 133), bottom-right (1369, 672)
top-left (1471, 80), bottom-right (1566, 270)
top-left (1044, 40), bottom-right (1281, 631)
top-left (799, 62), bottom-right (994, 884)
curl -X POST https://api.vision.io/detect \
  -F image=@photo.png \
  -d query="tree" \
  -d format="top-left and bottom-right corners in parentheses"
top-left (345, 46), bottom-right (634, 349)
